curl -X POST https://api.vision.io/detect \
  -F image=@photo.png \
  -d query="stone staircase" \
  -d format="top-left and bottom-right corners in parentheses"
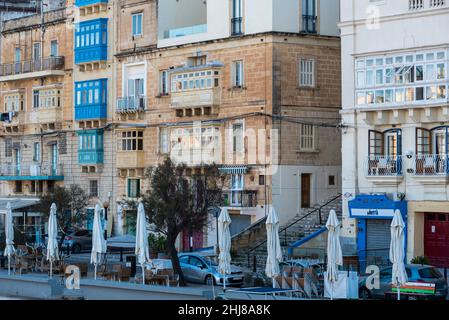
top-left (231, 194), bottom-right (342, 272)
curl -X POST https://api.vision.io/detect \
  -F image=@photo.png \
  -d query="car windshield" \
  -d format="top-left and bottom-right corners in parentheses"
top-left (418, 267), bottom-right (442, 279)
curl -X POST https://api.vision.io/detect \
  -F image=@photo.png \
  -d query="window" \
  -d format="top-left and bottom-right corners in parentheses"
top-left (302, 0), bottom-right (317, 33)
top-left (50, 40), bottom-right (58, 57)
top-left (32, 89), bottom-right (62, 108)
top-left (299, 59), bottom-right (315, 87)
top-left (232, 60), bottom-right (244, 87)
top-left (232, 123), bottom-right (244, 155)
top-left (171, 70), bottom-right (219, 93)
top-left (231, 174), bottom-right (244, 206)
top-left (368, 130), bottom-right (383, 156)
top-left (231, 0), bottom-right (243, 35)
top-left (89, 180), bottom-right (98, 197)
top-left (159, 127), bottom-right (170, 154)
top-left (4, 93), bottom-right (25, 112)
top-left (160, 70), bottom-right (170, 95)
top-left (14, 48), bottom-right (21, 62)
top-left (14, 181), bottom-right (23, 193)
top-left (328, 175), bottom-right (336, 186)
top-left (33, 142), bottom-right (40, 162)
top-left (120, 131), bottom-right (144, 151)
top-left (127, 179), bottom-right (141, 198)
top-left (259, 175), bottom-right (265, 186)
top-left (33, 43), bottom-right (41, 61)
top-left (299, 124), bottom-right (316, 151)
top-left (132, 13), bottom-right (143, 36)
top-left (75, 79), bottom-right (107, 107)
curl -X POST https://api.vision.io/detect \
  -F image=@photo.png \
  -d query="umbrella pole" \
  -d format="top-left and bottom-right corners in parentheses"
top-left (8, 257), bottom-right (10, 275)
top-left (142, 264), bottom-right (145, 285)
top-left (50, 260), bottom-right (52, 279)
top-left (397, 285), bottom-right (400, 301)
top-left (94, 264), bottom-right (97, 280)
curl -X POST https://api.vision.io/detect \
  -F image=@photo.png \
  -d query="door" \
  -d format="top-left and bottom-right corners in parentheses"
top-left (14, 48), bottom-right (21, 73)
top-left (188, 256), bottom-right (207, 283)
top-left (50, 144), bottom-right (58, 176)
top-left (127, 78), bottom-right (144, 108)
top-left (50, 40), bottom-right (58, 57)
top-left (229, 214), bottom-right (251, 236)
top-left (425, 213), bottom-right (449, 267)
top-left (33, 43), bottom-right (41, 70)
top-left (366, 219), bottom-right (391, 267)
top-left (301, 174), bottom-right (311, 208)
top-left (123, 210), bottom-right (137, 235)
top-left (182, 230), bottom-right (203, 251)
top-left (14, 149), bottom-right (21, 175)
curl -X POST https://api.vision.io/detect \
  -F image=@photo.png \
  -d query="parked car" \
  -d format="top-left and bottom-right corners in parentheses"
top-left (62, 229), bottom-right (93, 253)
top-left (178, 253), bottom-right (245, 286)
top-left (359, 264), bottom-right (448, 300)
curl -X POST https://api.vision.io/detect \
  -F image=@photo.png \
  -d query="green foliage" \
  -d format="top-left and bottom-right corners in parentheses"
top-left (411, 256), bottom-right (430, 265)
top-left (35, 184), bottom-right (90, 232)
top-left (148, 233), bottom-right (167, 253)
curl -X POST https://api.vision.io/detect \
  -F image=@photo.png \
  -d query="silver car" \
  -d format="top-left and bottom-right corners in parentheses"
top-left (179, 253), bottom-right (244, 286)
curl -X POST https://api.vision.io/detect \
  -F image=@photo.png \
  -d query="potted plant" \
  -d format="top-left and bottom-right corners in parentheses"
top-left (148, 234), bottom-right (168, 259)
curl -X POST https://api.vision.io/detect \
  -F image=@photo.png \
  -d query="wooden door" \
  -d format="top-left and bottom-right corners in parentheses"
top-left (301, 174), bottom-right (311, 208)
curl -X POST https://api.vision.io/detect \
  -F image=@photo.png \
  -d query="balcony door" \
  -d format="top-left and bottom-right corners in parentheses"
top-left (33, 43), bottom-right (41, 71)
top-left (127, 78), bottom-right (144, 108)
top-left (14, 48), bottom-right (22, 74)
top-left (50, 144), bottom-right (58, 176)
top-left (14, 148), bottom-right (21, 176)
top-left (231, 174), bottom-right (244, 206)
top-left (301, 173), bottom-right (311, 208)
top-left (302, 0), bottom-right (317, 33)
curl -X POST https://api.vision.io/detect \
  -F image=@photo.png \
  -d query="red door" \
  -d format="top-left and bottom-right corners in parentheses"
top-left (182, 230), bottom-right (203, 252)
top-left (424, 213), bottom-right (449, 267)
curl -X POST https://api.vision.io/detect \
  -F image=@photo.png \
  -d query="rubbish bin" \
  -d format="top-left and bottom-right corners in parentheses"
top-left (126, 255), bottom-right (137, 277)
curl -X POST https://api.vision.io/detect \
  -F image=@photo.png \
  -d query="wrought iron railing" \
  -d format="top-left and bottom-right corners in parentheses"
top-left (365, 155), bottom-right (403, 177)
top-left (116, 96), bottom-right (147, 112)
top-left (413, 154), bottom-right (449, 175)
top-left (0, 56), bottom-right (64, 77)
top-left (0, 163), bottom-right (63, 177)
top-left (302, 14), bottom-right (317, 33)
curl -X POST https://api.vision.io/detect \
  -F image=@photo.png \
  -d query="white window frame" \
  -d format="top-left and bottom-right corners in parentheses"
top-left (230, 174), bottom-right (244, 206)
top-left (299, 58), bottom-right (315, 87)
top-left (159, 127), bottom-right (170, 154)
top-left (160, 70), bottom-right (170, 95)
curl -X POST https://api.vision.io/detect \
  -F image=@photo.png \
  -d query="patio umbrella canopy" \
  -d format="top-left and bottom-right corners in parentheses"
top-left (91, 203), bottom-right (106, 280)
top-left (218, 207), bottom-right (232, 290)
top-left (4, 202), bottom-right (15, 275)
top-left (326, 209), bottom-right (343, 299)
top-left (390, 209), bottom-right (408, 300)
top-left (135, 201), bottom-right (149, 284)
top-left (46, 203), bottom-right (60, 279)
top-left (265, 207), bottom-right (282, 286)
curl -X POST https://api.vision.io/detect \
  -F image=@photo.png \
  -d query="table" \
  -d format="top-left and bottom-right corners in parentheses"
top-left (226, 287), bottom-right (304, 300)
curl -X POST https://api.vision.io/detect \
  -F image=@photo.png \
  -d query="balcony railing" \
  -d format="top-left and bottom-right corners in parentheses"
top-left (223, 190), bottom-right (258, 208)
top-left (79, 149), bottom-right (104, 164)
top-left (231, 17), bottom-right (243, 36)
top-left (409, 0), bottom-right (424, 10)
top-left (429, 0), bottom-right (446, 8)
top-left (0, 163), bottom-right (64, 180)
top-left (413, 154), bottom-right (449, 175)
top-left (0, 56), bottom-right (65, 77)
top-left (409, 0), bottom-right (446, 10)
top-left (116, 96), bottom-right (147, 113)
top-left (365, 155), bottom-right (403, 177)
top-left (164, 24), bottom-right (207, 39)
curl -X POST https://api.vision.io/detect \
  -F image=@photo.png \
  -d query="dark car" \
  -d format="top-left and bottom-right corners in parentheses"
top-left (62, 229), bottom-right (92, 253)
top-left (178, 253), bottom-right (245, 286)
top-left (359, 264), bottom-right (448, 300)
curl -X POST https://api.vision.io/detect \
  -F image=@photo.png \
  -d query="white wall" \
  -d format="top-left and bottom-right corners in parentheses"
top-left (273, 165), bottom-right (341, 224)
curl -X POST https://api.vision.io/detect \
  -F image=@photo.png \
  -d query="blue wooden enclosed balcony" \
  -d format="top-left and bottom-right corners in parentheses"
top-left (75, 79), bottom-right (107, 121)
top-left (77, 129), bottom-right (104, 164)
top-left (0, 163), bottom-right (64, 181)
top-left (75, 0), bottom-right (108, 7)
top-left (75, 19), bottom-right (108, 65)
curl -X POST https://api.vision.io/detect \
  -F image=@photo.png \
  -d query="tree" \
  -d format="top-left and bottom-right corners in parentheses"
top-left (127, 158), bottom-right (223, 286)
top-left (36, 184), bottom-right (90, 248)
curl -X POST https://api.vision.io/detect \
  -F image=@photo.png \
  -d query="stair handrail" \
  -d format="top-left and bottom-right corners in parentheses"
top-left (231, 216), bottom-right (267, 240)
top-left (246, 193), bottom-right (342, 258)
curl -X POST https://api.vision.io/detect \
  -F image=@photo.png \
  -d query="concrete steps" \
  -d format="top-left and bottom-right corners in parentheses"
top-left (231, 194), bottom-right (342, 272)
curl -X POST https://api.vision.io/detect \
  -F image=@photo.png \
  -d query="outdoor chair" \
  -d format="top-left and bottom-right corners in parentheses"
top-left (118, 268), bottom-right (131, 282)
top-left (292, 272), bottom-right (307, 298)
top-left (96, 262), bottom-right (111, 280)
top-left (157, 269), bottom-right (179, 287)
top-left (272, 275), bottom-right (283, 289)
top-left (281, 266), bottom-right (292, 275)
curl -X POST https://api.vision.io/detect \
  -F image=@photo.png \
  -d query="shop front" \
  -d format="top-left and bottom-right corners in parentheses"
top-left (349, 194), bottom-right (407, 271)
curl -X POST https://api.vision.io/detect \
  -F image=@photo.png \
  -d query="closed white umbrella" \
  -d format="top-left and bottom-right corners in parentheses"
top-left (135, 201), bottom-right (149, 284)
top-left (390, 209), bottom-right (408, 300)
top-left (326, 209), bottom-right (343, 300)
top-left (46, 203), bottom-right (59, 279)
top-left (91, 204), bottom-right (106, 280)
top-left (4, 202), bottom-right (15, 275)
top-left (265, 207), bottom-right (282, 287)
top-left (218, 207), bottom-right (232, 290)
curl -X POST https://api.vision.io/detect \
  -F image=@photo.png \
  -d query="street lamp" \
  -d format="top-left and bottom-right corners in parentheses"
top-left (103, 201), bottom-right (109, 241)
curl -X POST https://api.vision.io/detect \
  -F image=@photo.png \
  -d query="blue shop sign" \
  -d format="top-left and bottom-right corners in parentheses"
top-left (348, 194), bottom-right (407, 219)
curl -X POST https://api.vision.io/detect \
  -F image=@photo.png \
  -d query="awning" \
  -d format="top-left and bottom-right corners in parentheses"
top-left (219, 166), bottom-right (248, 175)
top-left (0, 197), bottom-right (40, 214)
